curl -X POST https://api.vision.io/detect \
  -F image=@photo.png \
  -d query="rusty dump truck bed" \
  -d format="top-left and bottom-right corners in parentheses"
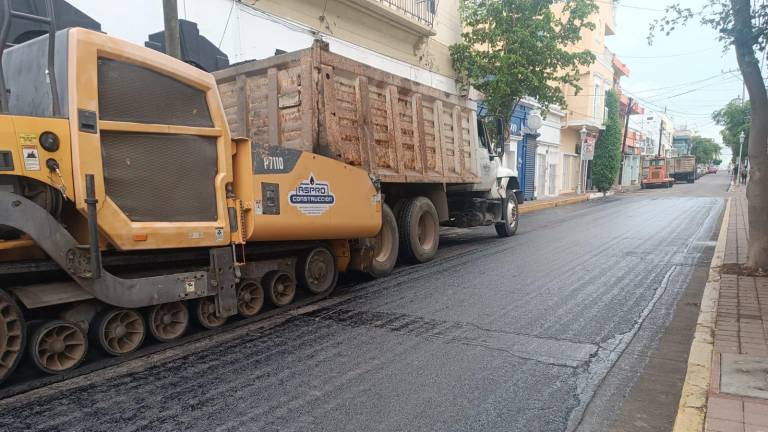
top-left (214, 42), bottom-right (480, 184)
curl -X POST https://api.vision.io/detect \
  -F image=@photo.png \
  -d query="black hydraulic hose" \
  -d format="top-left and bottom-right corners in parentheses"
top-left (85, 174), bottom-right (102, 279)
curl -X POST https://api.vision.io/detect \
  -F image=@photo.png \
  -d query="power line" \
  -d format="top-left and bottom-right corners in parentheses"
top-left (613, 47), bottom-right (717, 59)
top-left (218, 0), bottom-right (236, 49)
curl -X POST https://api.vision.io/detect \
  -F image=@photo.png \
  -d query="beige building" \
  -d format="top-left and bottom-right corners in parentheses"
top-left (556, 0), bottom-right (620, 192)
top-left (238, 0), bottom-right (461, 89)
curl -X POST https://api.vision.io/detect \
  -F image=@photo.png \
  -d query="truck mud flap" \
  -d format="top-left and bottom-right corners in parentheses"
top-left (0, 191), bottom-right (215, 309)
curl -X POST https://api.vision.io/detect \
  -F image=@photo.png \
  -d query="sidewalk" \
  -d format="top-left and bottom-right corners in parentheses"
top-left (674, 187), bottom-right (768, 432)
top-left (518, 191), bottom-right (613, 214)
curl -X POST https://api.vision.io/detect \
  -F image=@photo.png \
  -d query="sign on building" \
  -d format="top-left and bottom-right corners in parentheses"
top-left (581, 137), bottom-right (596, 161)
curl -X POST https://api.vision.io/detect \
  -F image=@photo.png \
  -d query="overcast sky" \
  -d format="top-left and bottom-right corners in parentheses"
top-left (608, 0), bottom-right (746, 160)
top-left (68, 0), bottom-right (743, 158)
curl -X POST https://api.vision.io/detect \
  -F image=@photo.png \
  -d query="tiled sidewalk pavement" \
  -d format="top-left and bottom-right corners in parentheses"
top-left (706, 188), bottom-right (768, 432)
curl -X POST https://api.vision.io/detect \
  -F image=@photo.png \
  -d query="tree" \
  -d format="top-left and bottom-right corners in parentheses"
top-left (592, 90), bottom-right (622, 192)
top-left (449, 0), bottom-right (598, 134)
top-left (690, 135), bottom-right (722, 164)
top-left (650, 0), bottom-right (768, 270)
top-left (712, 99), bottom-right (750, 161)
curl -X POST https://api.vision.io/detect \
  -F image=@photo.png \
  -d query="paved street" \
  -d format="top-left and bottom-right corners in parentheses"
top-left (0, 173), bottom-right (731, 432)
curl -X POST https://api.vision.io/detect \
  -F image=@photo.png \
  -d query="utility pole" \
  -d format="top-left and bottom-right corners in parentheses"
top-left (163, 0), bottom-right (181, 59)
top-left (618, 97), bottom-right (633, 185)
top-left (657, 119), bottom-right (664, 157)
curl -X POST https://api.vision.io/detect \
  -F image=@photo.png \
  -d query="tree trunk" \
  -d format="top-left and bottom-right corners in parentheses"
top-left (731, 0), bottom-right (768, 269)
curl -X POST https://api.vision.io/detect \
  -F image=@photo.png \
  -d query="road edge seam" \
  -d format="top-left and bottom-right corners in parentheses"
top-left (519, 191), bottom-right (613, 215)
top-left (672, 197), bottom-right (731, 432)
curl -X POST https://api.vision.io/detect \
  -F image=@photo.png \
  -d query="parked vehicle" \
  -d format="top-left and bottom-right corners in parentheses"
top-left (707, 166), bottom-right (719, 174)
top-left (641, 157), bottom-right (674, 188)
top-left (214, 41), bottom-right (522, 271)
top-left (670, 155), bottom-right (696, 183)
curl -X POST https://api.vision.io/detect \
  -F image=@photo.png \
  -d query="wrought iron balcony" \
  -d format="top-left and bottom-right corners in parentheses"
top-left (375, 0), bottom-right (437, 27)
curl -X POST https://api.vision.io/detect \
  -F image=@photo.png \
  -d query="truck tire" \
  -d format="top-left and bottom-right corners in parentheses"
top-left (495, 194), bottom-right (519, 238)
top-left (397, 197), bottom-right (439, 264)
top-left (368, 203), bottom-right (399, 278)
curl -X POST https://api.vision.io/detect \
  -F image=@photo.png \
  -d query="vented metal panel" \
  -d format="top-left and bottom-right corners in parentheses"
top-left (97, 58), bottom-right (213, 127)
top-left (102, 132), bottom-right (218, 221)
top-left (523, 138), bottom-right (537, 201)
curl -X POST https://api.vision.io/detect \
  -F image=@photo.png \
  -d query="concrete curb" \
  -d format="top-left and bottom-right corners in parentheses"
top-left (518, 191), bottom-right (613, 215)
top-left (672, 197), bottom-right (731, 432)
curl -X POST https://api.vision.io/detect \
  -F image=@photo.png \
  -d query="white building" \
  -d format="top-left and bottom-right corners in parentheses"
top-left (69, 0), bottom-right (462, 95)
top-left (534, 107), bottom-right (565, 198)
top-left (629, 111), bottom-right (674, 157)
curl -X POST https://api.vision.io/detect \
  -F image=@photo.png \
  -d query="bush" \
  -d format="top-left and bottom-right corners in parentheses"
top-left (591, 90), bottom-right (622, 192)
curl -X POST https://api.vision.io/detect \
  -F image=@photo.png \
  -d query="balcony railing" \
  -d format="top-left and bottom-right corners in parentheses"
top-left (376, 0), bottom-right (438, 27)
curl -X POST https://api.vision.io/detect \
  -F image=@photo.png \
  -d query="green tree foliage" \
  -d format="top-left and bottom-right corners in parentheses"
top-left (591, 90), bottom-right (622, 192)
top-left (650, 0), bottom-right (768, 270)
top-left (690, 136), bottom-right (721, 163)
top-left (712, 99), bottom-right (750, 161)
top-left (449, 0), bottom-right (598, 129)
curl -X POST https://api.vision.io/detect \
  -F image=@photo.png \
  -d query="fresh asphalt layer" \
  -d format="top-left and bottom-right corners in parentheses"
top-left (0, 173), bottom-right (732, 432)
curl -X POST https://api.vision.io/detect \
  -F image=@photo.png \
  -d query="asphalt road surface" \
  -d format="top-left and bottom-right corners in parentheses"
top-left (0, 172), bottom-right (732, 432)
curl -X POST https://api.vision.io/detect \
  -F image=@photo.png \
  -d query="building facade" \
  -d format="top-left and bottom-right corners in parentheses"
top-left (69, 0), bottom-right (461, 94)
top-left (556, 0), bottom-right (620, 193)
top-left (629, 111), bottom-right (674, 157)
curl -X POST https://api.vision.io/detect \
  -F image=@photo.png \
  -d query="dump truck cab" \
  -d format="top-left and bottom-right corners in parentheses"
top-left (641, 156), bottom-right (674, 189)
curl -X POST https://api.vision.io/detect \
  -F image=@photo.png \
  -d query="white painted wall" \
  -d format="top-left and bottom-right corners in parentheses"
top-left (68, 0), bottom-right (458, 93)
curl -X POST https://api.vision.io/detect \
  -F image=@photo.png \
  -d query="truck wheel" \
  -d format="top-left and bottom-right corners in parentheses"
top-left (297, 245), bottom-right (338, 294)
top-left (0, 289), bottom-right (25, 384)
top-left (368, 203), bottom-right (399, 278)
top-left (398, 197), bottom-right (439, 264)
top-left (495, 194), bottom-right (519, 238)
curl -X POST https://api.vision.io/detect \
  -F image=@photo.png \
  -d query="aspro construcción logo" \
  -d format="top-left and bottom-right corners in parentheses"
top-left (288, 174), bottom-right (336, 216)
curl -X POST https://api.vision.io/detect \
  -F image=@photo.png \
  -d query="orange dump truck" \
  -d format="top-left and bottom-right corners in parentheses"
top-left (641, 156), bottom-right (674, 188)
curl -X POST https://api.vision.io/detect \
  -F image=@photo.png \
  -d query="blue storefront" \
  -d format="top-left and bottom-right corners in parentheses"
top-left (510, 105), bottom-right (538, 201)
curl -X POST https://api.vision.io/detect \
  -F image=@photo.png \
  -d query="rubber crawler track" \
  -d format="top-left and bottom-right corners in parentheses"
top-left (0, 287), bottom-right (337, 400)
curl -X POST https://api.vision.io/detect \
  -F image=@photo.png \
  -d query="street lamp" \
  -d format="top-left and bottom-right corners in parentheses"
top-left (578, 126), bottom-right (588, 194)
top-left (737, 130), bottom-right (745, 185)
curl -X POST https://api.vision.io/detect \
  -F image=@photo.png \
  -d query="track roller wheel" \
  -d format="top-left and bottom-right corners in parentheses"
top-left (237, 281), bottom-right (264, 317)
top-left (29, 320), bottom-right (87, 374)
top-left (263, 271), bottom-right (296, 307)
top-left (147, 302), bottom-right (189, 342)
top-left (92, 308), bottom-right (146, 356)
top-left (297, 245), bottom-right (339, 294)
top-left (397, 196), bottom-right (440, 264)
top-left (193, 297), bottom-right (227, 330)
top-left (0, 289), bottom-right (26, 384)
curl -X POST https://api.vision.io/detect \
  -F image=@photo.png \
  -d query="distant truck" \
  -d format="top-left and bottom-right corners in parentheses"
top-left (670, 155), bottom-right (696, 183)
top-left (641, 156), bottom-right (674, 188)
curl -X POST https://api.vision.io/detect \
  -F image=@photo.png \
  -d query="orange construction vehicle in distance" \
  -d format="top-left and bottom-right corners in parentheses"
top-left (641, 156), bottom-right (675, 189)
